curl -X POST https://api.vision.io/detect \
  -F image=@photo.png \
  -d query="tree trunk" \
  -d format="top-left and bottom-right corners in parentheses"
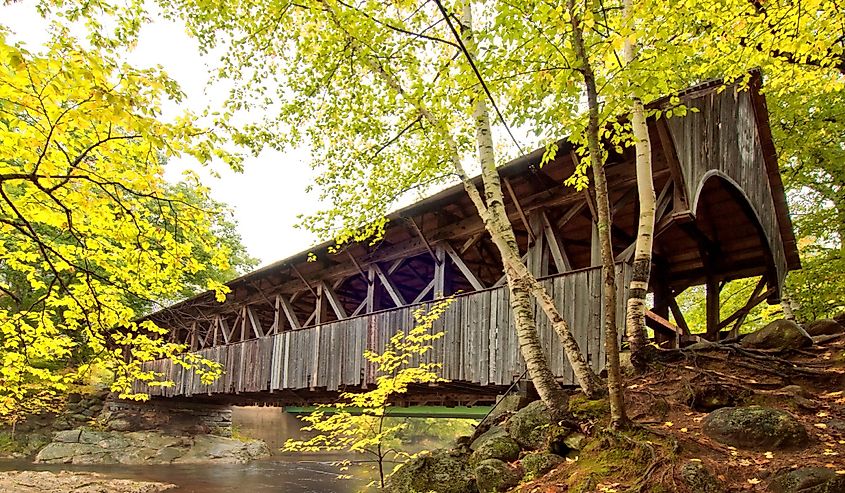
top-left (622, 0), bottom-right (656, 370)
top-left (567, 0), bottom-right (628, 428)
top-left (463, 3), bottom-right (603, 402)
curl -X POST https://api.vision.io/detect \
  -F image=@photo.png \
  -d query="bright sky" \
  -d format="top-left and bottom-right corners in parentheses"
top-left (3, 3), bottom-right (320, 266)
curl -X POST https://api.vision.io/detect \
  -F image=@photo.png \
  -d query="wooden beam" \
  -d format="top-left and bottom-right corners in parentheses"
top-left (240, 306), bottom-right (247, 342)
top-left (413, 279), bottom-right (436, 303)
top-left (527, 212), bottom-right (546, 277)
top-left (346, 251), bottom-right (370, 285)
top-left (666, 295), bottom-right (692, 336)
top-left (434, 246), bottom-right (446, 297)
top-left (367, 266), bottom-right (378, 313)
top-left (503, 177), bottom-right (535, 243)
top-left (213, 316), bottom-right (220, 346)
top-left (556, 202), bottom-right (586, 229)
top-left (373, 263), bottom-right (407, 307)
top-left (541, 210), bottom-right (571, 272)
top-left (220, 317), bottom-right (231, 344)
top-left (291, 264), bottom-right (318, 298)
top-left (351, 298), bottom-right (367, 317)
top-left (321, 280), bottom-right (349, 319)
top-left (718, 279), bottom-right (774, 331)
top-left (444, 243), bottom-right (485, 291)
top-left (409, 217), bottom-right (439, 263)
top-left (645, 309), bottom-right (682, 336)
top-left (247, 306), bottom-right (264, 338)
top-left (279, 295), bottom-right (302, 329)
top-left (656, 117), bottom-right (690, 212)
top-left (272, 295), bottom-right (280, 334)
top-left (705, 276), bottom-right (720, 340)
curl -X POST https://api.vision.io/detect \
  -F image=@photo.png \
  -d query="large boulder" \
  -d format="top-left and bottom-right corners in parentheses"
top-left (521, 451), bottom-right (564, 479)
top-left (474, 459), bottom-right (523, 493)
top-left (35, 428), bottom-right (268, 465)
top-left (681, 462), bottom-right (725, 493)
top-left (702, 407), bottom-right (807, 450)
top-left (386, 448), bottom-right (477, 493)
top-left (506, 400), bottom-right (552, 450)
top-left (469, 427), bottom-right (520, 465)
top-left (768, 467), bottom-right (845, 493)
top-left (741, 320), bottom-right (812, 350)
top-left (804, 319), bottom-right (845, 337)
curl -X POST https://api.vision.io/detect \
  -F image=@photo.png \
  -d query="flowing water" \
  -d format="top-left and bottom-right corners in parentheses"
top-left (0, 407), bottom-right (475, 492)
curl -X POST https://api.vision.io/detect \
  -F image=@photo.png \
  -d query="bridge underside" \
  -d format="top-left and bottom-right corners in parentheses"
top-left (136, 75), bottom-right (800, 404)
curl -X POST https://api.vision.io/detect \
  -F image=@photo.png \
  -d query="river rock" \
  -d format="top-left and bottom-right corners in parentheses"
top-left (0, 471), bottom-right (175, 493)
top-left (741, 320), bottom-right (812, 350)
top-left (521, 451), bottom-right (564, 478)
top-left (681, 462), bottom-right (725, 493)
top-left (702, 407), bottom-right (807, 450)
top-left (469, 427), bottom-right (520, 465)
top-left (386, 448), bottom-right (477, 493)
top-left (474, 459), bottom-right (523, 493)
top-left (506, 400), bottom-right (551, 450)
top-left (768, 467), bottom-right (845, 493)
top-left (804, 319), bottom-right (845, 337)
top-left (35, 428), bottom-right (269, 465)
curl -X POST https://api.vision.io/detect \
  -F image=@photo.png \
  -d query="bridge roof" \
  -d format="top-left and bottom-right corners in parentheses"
top-left (145, 72), bottom-right (799, 331)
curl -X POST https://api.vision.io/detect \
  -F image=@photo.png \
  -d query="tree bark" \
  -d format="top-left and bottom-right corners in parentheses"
top-left (567, 0), bottom-right (628, 427)
top-left (622, 0), bottom-right (655, 370)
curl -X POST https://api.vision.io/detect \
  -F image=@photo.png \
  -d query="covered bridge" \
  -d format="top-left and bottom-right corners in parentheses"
top-left (134, 73), bottom-right (799, 406)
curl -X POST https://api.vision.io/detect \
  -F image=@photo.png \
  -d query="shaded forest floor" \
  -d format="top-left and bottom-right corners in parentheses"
top-left (516, 334), bottom-right (845, 492)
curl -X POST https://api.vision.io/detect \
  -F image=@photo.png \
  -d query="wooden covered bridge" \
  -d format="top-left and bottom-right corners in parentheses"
top-left (135, 74), bottom-right (799, 406)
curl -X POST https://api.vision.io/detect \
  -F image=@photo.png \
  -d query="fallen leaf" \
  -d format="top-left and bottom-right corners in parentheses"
top-left (748, 478), bottom-right (761, 485)
top-left (764, 451), bottom-right (774, 459)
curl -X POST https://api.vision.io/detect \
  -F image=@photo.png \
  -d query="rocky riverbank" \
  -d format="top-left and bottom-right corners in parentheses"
top-left (35, 428), bottom-right (270, 465)
top-left (386, 317), bottom-right (845, 492)
top-left (0, 470), bottom-right (175, 493)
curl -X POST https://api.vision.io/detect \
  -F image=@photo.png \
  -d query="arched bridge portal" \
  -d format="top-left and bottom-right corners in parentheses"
top-left (135, 73), bottom-right (799, 407)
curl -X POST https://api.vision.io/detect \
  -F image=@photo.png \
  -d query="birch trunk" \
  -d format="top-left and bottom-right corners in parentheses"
top-left (622, 0), bottom-right (655, 369)
top-left (567, 0), bottom-right (628, 427)
top-left (327, 1), bottom-right (605, 407)
top-left (463, 3), bottom-right (603, 402)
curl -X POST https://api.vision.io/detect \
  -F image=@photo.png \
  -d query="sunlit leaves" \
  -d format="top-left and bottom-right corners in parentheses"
top-left (0, 33), bottom-right (239, 416)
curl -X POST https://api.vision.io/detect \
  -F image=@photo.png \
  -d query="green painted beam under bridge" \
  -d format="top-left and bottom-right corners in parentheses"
top-left (284, 405), bottom-right (492, 419)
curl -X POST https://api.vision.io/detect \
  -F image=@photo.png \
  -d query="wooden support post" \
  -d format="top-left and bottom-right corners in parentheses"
top-left (408, 217), bottom-right (438, 262)
top-left (367, 266), bottom-right (378, 313)
top-left (190, 322), bottom-right (198, 351)
top-left (527, 211), bottom-right (547, 277)
top-left (315, 283), bottom-right (325, 325)
top-left (272, 295), bottom-right (281, 334)
top-left (706, 276), bottom-right (720, 341)
top-left (213, 316), bottom-right (220, 346)
top-left (240, 306), bottom-right (247, 342)
top-left (434, 245), bottom-right (446, 297)
top-left (652, 277), bottom-right (674, 347)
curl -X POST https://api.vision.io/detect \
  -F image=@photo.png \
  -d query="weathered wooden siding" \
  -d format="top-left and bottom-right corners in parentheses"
top-left (667, 88), bottom-right (788, 285)
top-left (136, 263), bottom-right (631, 398)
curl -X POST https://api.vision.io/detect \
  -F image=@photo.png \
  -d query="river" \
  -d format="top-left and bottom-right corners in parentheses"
top-left (0, 406), bottom-right (475, 492)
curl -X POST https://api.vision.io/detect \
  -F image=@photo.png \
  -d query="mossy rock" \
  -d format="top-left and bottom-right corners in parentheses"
top-left (702, 406), bottom-right (807, 450)
top-left (741, 320), bottom-right (812, 350)
top-left (804, 319), bottom-right (845, 337)
top-left (506, 401), bottom-right (551, 450)
top-left (469, 427), bottom-right (520, 466)
top-left (769, 467), bottom-right (845, 493)
top-left (387, 448), bottom-right (477, 493)
top-left (568, 395), bottom-right (609, 421)
top-left (521, 451), bottom-right (564, 479)
top-left (681, 462), bottom-right (724, 493)
top-left (474, 459), bottom-right (523, 493)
